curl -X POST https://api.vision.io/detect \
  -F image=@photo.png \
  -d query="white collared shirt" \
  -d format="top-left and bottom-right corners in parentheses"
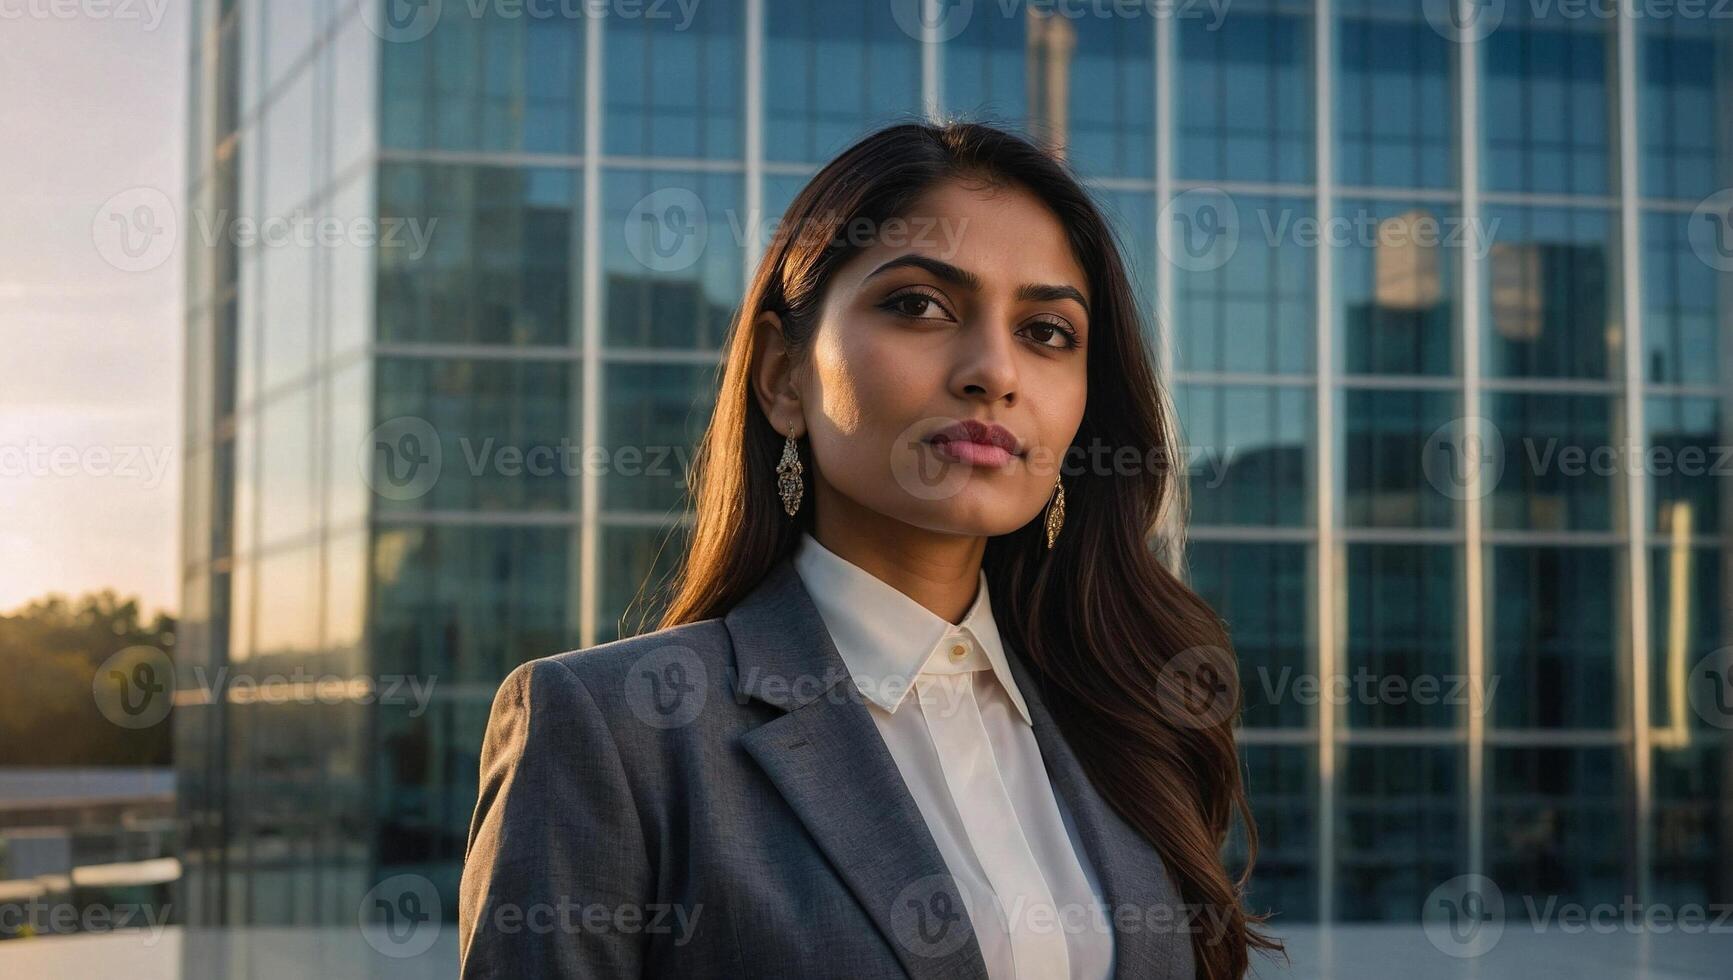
top-left (793, 532), bottom-right (1114, 980)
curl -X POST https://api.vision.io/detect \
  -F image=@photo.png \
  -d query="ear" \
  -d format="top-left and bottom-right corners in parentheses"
top-left (749, 310), bottom-right (803, 437)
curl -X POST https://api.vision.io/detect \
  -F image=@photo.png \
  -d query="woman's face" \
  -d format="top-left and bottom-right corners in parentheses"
top-left (757, 177), bottom-right (1091, 541)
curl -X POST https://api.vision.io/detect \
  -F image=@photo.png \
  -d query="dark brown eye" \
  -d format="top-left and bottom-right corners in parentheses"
top-left (1023, 318), bottom-right (1079, 350)
top-left (880, 289), bottom-right (952, 321)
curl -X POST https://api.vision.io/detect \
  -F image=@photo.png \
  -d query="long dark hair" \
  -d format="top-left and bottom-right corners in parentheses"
top-left (651, 120), bottom-right (1281, 979)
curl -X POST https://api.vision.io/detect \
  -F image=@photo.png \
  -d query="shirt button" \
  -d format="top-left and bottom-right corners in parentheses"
top-left (949, 642), bottom-right (967, 660)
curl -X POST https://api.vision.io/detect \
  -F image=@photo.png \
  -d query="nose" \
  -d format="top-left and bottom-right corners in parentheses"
top-left (951, 314), bottom-right (1020, 406)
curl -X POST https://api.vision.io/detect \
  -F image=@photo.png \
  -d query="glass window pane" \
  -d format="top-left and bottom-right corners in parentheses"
top-left (253, 544), bottom-right (321, 664)
top-left (261, 65), bottom-right (316, 216)
top-left (1177, 0), bottom-right (1313, 184)
top-left (604, 0), bottom-right (745, 159)
top-left (381, 5), bottom-right (585, 154)
top-left (325, 529), bottom-right (368, 680)
top-left (1646, 395), bottom-right (1723, 537)
top-left (1639, 16), bottom-right (1732, 201)
top-left (1341, 388), bottom-right (1459, 529)
top-left (1485, 392), bottom-right (1617, 533)
top-left (601, 362), bottom-right (716, 513)
top-left (1344, 544), bottom-right (1462, 730)
top-left (1482, 206), bottom-right (1618, 381)
top-left (1336, 200), bottom-right (1458, 375)
top-left (373, 697), bottom-right (487, 910)
top-left (1093, 188), bottom-right (1158, 319)
top-left (327, 172), bottom-right (376, 362)
top-left (259, 224), bottom-right (316, 392)
top-left (1652, 743), bottom-right (1731, 907)
top-left (598, 521), bottom-right (694, 644)
top-left (1641, 209), bottom-right (1723, 387)
top-left (1488, 545), bottom-right (1619, 730)
top-left (1177, 383), bottom-right (1313, 527)
top-left (764, 0), bottom-right (920, 166)
top-left (1481, 9), bottom-right (1614, 196)
top-left (604, 169), bottom-right (743, 350)
top-left (331, 14), bottom-right (380, 176)
top-left (257, 385), bottom-right (318, 548)
top-left (1172, 194), bottom-right (1316, 375)
top-left (262, 0), bottom-right (316, 91)
top-left (1336, 2), bottom-right (1454, 189)
top-left (1488, 747), bottom-right (1631, 910)
top-left (373, 357), bottom-right (580, 513)
top-left (371, 524), bottom-right (578, 684)
top-left (1337, 745), bottom-right (1466, 921)
top-left (1647, 544), bottom-right (1721, 734)
top-left (327, 359), bottom-right (371, 530)
top-left (1227, 744), bottom-right (1318, 920)
top-left (378, 163), bottom-right (578, 346)
top-left (945, 0), bottom-right (1154, 179)
top-left (1186, 541), bottom-right (1311, 730)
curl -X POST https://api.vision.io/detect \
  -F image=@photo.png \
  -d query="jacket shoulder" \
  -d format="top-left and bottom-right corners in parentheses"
top-left (499, 617), bottom-right (735, 714)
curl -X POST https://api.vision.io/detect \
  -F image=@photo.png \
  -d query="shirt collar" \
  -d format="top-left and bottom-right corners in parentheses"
top-left (792, 531), bottom-right (1033, 725)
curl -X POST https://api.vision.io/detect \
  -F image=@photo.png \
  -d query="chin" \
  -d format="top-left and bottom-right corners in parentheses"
top-left (898, 490), bottom-right (1042, 539)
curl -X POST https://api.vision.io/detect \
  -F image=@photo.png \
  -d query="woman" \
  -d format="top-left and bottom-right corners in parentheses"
top-left (458, 121), bottom-right (1279, 979)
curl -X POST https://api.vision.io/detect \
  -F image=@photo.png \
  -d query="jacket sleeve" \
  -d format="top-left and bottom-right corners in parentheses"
top-left (458, 657), bottom-right (654, 978)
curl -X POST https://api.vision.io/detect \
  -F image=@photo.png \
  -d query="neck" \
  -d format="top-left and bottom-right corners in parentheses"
top-left (809, 479), bottom-right (985, 625)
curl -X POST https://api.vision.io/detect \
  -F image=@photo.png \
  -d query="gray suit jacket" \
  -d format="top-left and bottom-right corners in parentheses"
top-left (458, 556), bottom-right (1195, 979)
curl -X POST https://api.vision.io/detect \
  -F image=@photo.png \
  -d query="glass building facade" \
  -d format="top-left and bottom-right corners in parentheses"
top-left (178, 0), bottom-right (1733, 960)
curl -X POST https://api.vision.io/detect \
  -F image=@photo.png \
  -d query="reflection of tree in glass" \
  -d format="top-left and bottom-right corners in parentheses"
top-left (0, 591), bottom-right (176, 766)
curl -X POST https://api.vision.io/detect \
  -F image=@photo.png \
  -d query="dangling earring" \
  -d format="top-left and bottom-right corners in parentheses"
top-left (776, 420), bottom-right (804, 517)
top-left (1044, 476), bottom-right (1065, 549)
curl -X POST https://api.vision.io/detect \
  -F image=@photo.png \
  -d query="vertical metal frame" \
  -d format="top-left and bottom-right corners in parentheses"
top-left (1313, 0), bottom-right (1338, 923)
top-left (1615, 0), bottom-right (1653, 907)
top-left (1452, 0), bottom-right (1489, 886)
top-left (579, 12), bottom-right (604, 646)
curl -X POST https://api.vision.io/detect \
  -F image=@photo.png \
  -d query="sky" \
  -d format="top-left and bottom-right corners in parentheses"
top-left (0, 5), bottom-right (188, 616)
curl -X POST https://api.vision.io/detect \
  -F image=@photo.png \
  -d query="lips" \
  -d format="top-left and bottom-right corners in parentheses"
top-left (924, 418), bottom-right (1024, 461)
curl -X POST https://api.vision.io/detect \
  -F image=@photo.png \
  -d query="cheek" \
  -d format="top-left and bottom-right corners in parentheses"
top-left (1029, 366), bottom-right (1088, 452)
top-left (811, 324), bottom-right (930, 440)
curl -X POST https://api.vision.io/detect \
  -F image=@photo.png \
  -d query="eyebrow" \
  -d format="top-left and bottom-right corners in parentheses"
top-left (862, 253), bottom-right (1090, 319)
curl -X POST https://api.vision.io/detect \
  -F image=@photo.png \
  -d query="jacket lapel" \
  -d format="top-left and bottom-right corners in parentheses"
top-left (999, 637), bottom-right (1195, 980)
top-left (726, 559), bottom-right (990, 980)
top-left (725, 556), bottom-right (1194, 980)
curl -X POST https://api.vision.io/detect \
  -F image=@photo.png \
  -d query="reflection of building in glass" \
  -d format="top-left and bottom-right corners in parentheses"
top-left (1024, 6), bottom-right (1077, 161)
top-left (1373, 209), bottom-right (1442, 311)
top-left (1489, 241), bottom-right (1545, 341)
top-left (177, 0), bottom-right (1733, 963)
top-left (0, 769), bottom-right (178, 941)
